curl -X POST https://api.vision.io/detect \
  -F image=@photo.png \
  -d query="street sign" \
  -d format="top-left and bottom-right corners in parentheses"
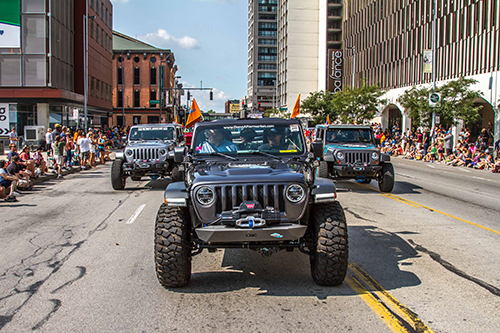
top-left (0, 103), bottom-right (10, 137)
top-left (435, 113), bottom-right (440, 124)
top-left (149, 100), bottom-right (159, 105)
top-left (280, 107), bottom-right (287, 111)
top-left (429, 92), bottom-right (440, 107)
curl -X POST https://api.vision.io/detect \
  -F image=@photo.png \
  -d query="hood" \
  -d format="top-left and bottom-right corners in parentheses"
top-left (325, 142), bottom-right (376, 150)
top-left (192, 164), bottom-right (305, 186)
top-left (127, 140), bottom-right (175, 148)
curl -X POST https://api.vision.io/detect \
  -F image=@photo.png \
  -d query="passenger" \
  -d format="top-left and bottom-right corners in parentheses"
top-left (200, 128), bottom-right (238, 153)
top-left (259, 128), bottom-right (290, 151)
top-left (237, 128), bottom-right (256, 150)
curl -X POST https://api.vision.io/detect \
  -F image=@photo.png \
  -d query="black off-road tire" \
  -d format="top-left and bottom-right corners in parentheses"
top-left (310, 201), bottom-right (348, 286)
top-left (378, 163), bottom-right (395, 193)
top-left (111, 159), bottom-right (126, 190)
top-left (171, 166), bottom-right (183, 182)
top-left (155, 204), bottom-right (191, 288)
top-left (131, 176), bottom-right (142, 181)
top-left (317, 161), bottom-right (329, 178)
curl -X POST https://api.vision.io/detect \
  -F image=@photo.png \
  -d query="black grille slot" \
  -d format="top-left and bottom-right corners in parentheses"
top-left (345, 152), bottom-right (370, 164)
top-left (215, 187), bottom-right (222, 213)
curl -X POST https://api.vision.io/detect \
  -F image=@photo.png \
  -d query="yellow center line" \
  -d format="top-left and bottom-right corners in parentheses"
top-left (346, 263), bottom-right (434, 333)
top-left (357, 183), bottom-right (500, 236)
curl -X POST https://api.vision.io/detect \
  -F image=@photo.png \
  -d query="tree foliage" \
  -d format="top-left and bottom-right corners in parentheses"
top-left (397, 77), bottom-right (483, 128)
top-left (301, 80), bottom-right (386, 125)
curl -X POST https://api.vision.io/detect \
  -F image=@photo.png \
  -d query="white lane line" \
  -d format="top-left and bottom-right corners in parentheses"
top-left (126, 204), bottom-right (146, 224)
top-left (426, 164), bottom-right (435, 168)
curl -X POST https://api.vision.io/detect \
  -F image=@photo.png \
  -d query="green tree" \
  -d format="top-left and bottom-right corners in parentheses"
top-left (397, 77), bottom-right (483, 128)
top-left (301, 80), bottom-right (386, 124)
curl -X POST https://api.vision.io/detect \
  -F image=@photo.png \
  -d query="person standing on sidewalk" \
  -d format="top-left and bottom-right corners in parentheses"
top-left (45, 128), bottom-right (53, 156)
top-left (53, 135), bottom-right (65, 178)
top-left (443, 131), bottom-right (454, 157)
top-left (8, 127), bottom-right (19, 148)
top-left (77, 133), bottom-right (91, 169)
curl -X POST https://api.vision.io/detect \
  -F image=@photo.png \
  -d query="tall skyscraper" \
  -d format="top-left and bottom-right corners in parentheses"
top-left (247, 0), bottom-right (278, 111)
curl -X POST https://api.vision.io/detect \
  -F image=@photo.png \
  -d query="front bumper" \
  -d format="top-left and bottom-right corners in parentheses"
top-left (123, 161), bottom-right (169, 172)
top-left (195, 224), bottom-right (307, 243)
top-left (332, 165), bottom-right (382, 178)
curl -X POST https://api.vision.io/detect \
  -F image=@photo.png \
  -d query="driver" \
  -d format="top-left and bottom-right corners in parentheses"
top-left (200, 128), bottom-right (238, 153)
top-left (238, 128), bottom-right (256, 150)
top-left (259, 128), bottom-right (290, 151)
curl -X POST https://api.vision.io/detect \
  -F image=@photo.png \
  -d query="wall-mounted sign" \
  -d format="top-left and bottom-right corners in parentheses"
top-left (327, 49), bottom-right (343, 93)
top-left (0, 0), bottom-right (21, 48)
top-left (0, 103), bottom-right (10, 137)
top-left (229, 103), bottom-right (240, 113)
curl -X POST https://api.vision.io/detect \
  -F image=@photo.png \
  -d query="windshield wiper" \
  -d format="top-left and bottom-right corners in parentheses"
top-left (207, 152), bottom-right (238, 161)
top-left (249, 151), bottom-right (282, 161)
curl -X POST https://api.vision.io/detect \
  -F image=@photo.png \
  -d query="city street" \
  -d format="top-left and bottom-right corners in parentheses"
top-left (1, 158), bottom-right (499, 333)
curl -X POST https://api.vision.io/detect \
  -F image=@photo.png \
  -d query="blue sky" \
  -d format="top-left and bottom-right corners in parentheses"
top-left (111, 0), bottom-right (248, 112)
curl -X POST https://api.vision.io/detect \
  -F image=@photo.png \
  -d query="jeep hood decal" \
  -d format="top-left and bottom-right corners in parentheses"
top-left (325, 143), bottom-right (376, 150)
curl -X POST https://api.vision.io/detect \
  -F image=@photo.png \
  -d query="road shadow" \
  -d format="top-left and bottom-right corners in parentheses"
top-left (336, 180), bottom-right (424, 195)
top-left (170, 225), bottom-right (422, 298)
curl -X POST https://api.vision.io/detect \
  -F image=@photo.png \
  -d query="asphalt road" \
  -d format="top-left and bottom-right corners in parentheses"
top-left (0, 158), bottom-right (499, 332)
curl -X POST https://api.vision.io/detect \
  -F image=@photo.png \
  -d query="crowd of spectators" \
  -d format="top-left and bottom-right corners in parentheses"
top-left (373, 122), bottom-right (500, 173)
top-left (1, 124), bottom-right (128, 203)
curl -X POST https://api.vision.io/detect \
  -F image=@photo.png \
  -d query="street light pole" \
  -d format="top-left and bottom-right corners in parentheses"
top-left (83, 2), bottom-right (95, 132)
top-left (430, 0), bottom-right (437, 142)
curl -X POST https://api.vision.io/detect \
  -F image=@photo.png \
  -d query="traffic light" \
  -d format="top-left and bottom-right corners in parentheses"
top-left (187, 91), bottom-right (191, 100)
top-left (258, 102), bottom-right (261, 109)
top-left (178, 109), bottom-right (185, 117)
top-left (209, 90), bottom-right (213, 101)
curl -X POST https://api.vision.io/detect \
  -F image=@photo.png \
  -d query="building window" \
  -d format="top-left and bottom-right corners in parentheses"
top-left (117, 90), bottom-right (123, 107)
top-left (150, 67), bottom-right (157, 85)
top-left (96, 79), bottom-right (100, 97)
top-left (147, 116), bottom-right (160, 124)
top-left (96, 25), bottom-right (99, 44)
top-left (150, 90), bottom-right (156, 103)
top-left (134, 67), bottom-right (140, 84)
top-left (90, 77), bottom-right (94, 96)
top-left (117, 67), bottom-right (123, 85)
top-left (96, 0), bottom-right (100, 16)
top-left (133, 116), bottom-right (141, 125)
top-left (117, 115), bottom-right (123, 127)
top-left (134, 90), bottom-right (140, 107)
top-left (90, 21), bottom-right (94, 39)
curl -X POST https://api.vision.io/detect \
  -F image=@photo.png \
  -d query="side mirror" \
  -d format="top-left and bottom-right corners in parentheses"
top-left (311, 142), bottom-right (323, 158)
top-left (173, 146), bottom-right (186, 163)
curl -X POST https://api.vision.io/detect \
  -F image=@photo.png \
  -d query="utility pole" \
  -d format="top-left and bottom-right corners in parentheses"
top-left (430, 0), bottom-right (437, 141)
top-left (83, 1), bottom-right (95, 132)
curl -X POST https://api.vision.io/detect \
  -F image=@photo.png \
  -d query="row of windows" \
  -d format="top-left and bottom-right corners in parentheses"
top-left (90, 0), bottom-right (112, 29)
top-left (90, 22), bottom-right (112, 53)
top-left (258, 38), bottom-right (277, 45)
top-left (259, 31), bottom-right (277, 37)
top-left (117, 67), bottom-right (158, 86)
top-left (116, 90), bottom-right (159, 108)
top-left (90, 77), bottom-right (112, 101)
top-left (344, 0), bottom-right (500, 90)
top-left (259, 22), bottom-right (277, 30)
top-left (259, 6), bottom-right (277, 12)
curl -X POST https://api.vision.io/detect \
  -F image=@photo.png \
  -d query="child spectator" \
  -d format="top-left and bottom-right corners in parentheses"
top-left (32, 147), bottom-right (48, 175)
top-left (0, 160), bottom-right (20, 199)
top-left (7, 156), bottom-right (32, 190)
top-left (53, 135), bottom-right (65, 178)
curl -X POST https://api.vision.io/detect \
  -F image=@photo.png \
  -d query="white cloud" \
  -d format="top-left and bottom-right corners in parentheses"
top-left (180, 81), bottom-right (232, 112)
top-left (141, 29), bottom-right (199, 50)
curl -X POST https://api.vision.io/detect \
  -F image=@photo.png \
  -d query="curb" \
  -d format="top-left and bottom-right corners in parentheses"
top-left (30, 162), bottom-right (106, 186)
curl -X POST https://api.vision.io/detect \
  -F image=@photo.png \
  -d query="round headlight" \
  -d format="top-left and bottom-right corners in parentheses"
top-left (196, 186), bottom-right (215, 206)
top-left (125, 149), bottom-right (133, 156)
top-left (159, 149), bottom-right (167, 156)
top-left (286, 184), bottom-right (305, 203)
top-left (371, 152), bottom-right (379, 160)
top-left (336, 151), bottom-right (345, 160)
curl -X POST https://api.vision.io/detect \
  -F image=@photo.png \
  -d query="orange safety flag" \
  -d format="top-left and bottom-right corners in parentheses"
top-left (174, 115), bottom-right (180, 124)
top-left (185, 98), bottom-right (202, 128)
top-left (326, 115), bottom-right (331, 124)
top-left (291, 94), bottom-right (300, 118)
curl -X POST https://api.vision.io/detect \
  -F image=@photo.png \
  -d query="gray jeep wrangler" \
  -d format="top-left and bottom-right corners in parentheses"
top-left (111, 124), bottom-right (184, 190)
top-left (154, 118), bottom-right (348, 288)
top-left (315, 124), bottom-right (395, 192)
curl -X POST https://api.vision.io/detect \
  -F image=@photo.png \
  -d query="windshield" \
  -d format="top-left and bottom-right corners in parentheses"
top-left (326, 128), bottom-right (374, 144)
top-left (129, 126), bottom-right (175, 141)
top-left (193, 123), bottom-right (305, 155)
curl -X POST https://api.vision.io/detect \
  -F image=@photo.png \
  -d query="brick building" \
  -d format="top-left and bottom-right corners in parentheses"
top-left (112, 31), bottom-right (177, 127)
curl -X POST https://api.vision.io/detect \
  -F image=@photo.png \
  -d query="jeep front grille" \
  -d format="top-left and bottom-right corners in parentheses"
top-left (214, 184), bottom-right (286, 214)
top-left (131, 148), bottom-right (159, 161)
top-left (345, 152), bottom-right (370, 164)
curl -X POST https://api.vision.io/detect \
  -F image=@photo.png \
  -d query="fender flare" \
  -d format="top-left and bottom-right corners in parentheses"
top-left (164, 182), bottom-right (189, 207)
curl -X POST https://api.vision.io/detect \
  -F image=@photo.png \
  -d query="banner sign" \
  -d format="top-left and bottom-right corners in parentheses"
top-left (0, 103), bottom-right (10, 136)
top-left (327, 49), bottom-right (343, 93)
top-left (229, 103), bottom-right (240, 113)
top-left (423, 49), bottom-right (433, 73)
top-left (0, 0), bottom-right (21, 48)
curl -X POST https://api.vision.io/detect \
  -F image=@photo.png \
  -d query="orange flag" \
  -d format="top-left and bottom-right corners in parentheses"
top-left (174, 115), bottom-right (180, 124)
top-left (326, 115), bottom-right (331, 124)
top-left (291, 94), bottom-right (300, 118)
top-left (185, 99), bottom-right (202, 128)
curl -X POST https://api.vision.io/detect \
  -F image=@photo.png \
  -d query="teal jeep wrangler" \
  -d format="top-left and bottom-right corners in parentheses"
top-left (315, 124), bottom-right (394, 192)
